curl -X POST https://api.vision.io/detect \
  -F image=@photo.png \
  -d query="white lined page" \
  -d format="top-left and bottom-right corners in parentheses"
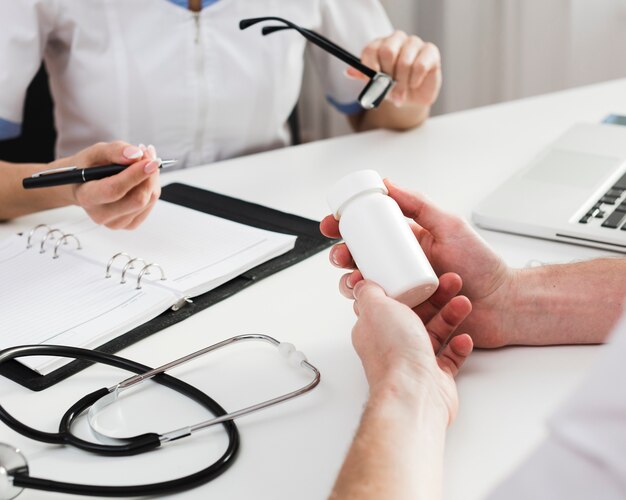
top-left (0, 235), bottom-right (176, 374)
top-left (0, 200), bottom-right (296, 374)
top-left (54, 200), bottom-right (296, 296)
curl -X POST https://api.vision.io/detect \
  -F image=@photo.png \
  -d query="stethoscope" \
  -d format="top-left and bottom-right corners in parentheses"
top-left (0, 335), bottom-right (320, 498)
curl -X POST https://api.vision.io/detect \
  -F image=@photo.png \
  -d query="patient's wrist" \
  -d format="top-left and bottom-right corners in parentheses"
top-left (501, 262), bottom-right (616, 345)
top-left (469, 267), bottom-right (520, 348)
top-left (370, 366), bottom-right (451, 424)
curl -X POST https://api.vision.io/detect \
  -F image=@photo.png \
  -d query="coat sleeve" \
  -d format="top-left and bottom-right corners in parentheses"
top-left (487, 312), bottom-right (626, 500)
top-left (0, 0), bottom-right (55, 139)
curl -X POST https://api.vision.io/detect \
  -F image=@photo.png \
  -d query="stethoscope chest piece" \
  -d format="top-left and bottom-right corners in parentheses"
top-left (0, 444), bottom-right (28, 500)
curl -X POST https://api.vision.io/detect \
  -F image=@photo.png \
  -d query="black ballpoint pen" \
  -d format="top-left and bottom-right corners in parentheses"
top-left (22, 160), bottom-right (177, 189)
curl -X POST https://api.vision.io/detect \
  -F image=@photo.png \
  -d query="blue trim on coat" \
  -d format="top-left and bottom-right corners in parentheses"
top-left (0, 117), bottom-right (21, 140)
top-left (326, 95), bottom-right (363, 116)
top-left (165, 0), bottom-right (219, 9)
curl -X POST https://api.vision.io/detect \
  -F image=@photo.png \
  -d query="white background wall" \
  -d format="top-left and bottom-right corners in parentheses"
top-left (383, 0), bottom-right (626, 114)
top-left (300, 0), bottom-right (626, 141)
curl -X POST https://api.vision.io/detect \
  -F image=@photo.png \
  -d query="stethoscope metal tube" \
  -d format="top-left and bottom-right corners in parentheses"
top-left (0, 334), bottom-right (320, 498)
top-left (0, 345), bottom-right (240, 497)
top-left (85, 334), bottom-right (321, 445)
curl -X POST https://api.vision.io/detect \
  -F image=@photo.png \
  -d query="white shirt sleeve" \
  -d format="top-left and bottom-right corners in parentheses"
top-left (487, 312), bottom-right (626, 500)
top-left (310, 0), bottom-right (393, 115)
top-left (0, 0), bottom-right (54, 139)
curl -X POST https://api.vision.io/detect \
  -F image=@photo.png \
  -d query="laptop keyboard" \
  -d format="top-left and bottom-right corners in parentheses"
top-left (579, 172), bottom-right (626, 229)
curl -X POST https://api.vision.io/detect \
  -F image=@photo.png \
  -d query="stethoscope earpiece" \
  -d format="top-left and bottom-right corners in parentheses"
top-left (0, 443), bottom-right (28, 500)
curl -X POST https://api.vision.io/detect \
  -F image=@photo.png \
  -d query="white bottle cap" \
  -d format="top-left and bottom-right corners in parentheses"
top-left (327, 170), bottom-right (388, 219)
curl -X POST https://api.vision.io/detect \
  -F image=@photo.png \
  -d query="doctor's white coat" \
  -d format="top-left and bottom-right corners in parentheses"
top-left (0, 0), bottom-right (392, 167)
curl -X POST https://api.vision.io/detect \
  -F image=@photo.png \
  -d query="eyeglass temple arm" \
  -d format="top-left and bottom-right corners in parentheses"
top-left (240, 17), bottom-right (377, 79)
top-left (261, 25), bottom-right (366, 71)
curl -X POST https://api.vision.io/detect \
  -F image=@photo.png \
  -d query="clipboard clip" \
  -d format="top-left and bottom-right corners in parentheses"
top-left (30, 166), bottom-right (78, 178)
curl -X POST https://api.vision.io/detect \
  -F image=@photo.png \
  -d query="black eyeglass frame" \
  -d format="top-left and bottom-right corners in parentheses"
top-left (240, 16), bottom-right (394, 110)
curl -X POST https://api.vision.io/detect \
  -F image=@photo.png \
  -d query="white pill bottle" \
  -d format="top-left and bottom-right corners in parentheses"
top-left (327, 170), bottom-right (439, 306)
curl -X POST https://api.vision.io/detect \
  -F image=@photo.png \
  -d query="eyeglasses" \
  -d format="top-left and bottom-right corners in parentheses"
top-left (240, 16), bottom-right (394, 110)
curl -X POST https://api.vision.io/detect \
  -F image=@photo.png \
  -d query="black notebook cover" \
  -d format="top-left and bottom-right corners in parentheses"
top-left (1, 183), bottom-right (335, 391)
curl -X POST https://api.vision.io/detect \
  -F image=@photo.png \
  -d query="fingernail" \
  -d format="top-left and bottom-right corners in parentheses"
top-left (139, 143), bottom-right (147, 152)
top-left (144, 160), bottom-right (159, 174)
top-left (123, 146), bottom-right (143, 160)
top-left (147, 144), bottom-right (157, 160)
top-left (330, 249), bottom-right (340, 267)
top-left (346, 275), bottom-right (354, 289)
top-left (352, 280), bottom-right (363, 298)
top-left (344, 68), bottom-right (365, 80)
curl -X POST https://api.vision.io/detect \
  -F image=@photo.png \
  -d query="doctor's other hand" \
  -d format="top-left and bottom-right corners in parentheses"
top-left (351, 280), bottom-right (473, 424)
top-left (320, 180), bottom-right (515, 348)
top-left (51, 141), bottom-right (162, 230)
top-left (348, 31), bottom-right (442, 109)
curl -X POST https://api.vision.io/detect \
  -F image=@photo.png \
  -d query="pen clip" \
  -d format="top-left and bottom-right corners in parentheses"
top-left (31, 166), bottom-right (78, 178)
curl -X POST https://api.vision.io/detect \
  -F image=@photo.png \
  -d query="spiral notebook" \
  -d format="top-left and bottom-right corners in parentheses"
top-left (0, 186), bottom-right (297, 376)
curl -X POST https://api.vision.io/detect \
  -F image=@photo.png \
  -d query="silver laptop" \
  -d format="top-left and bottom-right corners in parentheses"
top-left (472, 123), bottom-right (626, 253)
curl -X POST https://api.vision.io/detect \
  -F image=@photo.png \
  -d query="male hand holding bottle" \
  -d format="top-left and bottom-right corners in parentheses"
top-left (323, 178), bottom-right (626, 499)
top-left (321, 179), bottom-right (625, 349)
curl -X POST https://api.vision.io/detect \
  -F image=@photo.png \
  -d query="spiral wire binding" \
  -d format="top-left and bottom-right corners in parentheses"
top-left (26, 224), bottom-right (50, 248)
top-left (105, 252), bottom-right (132, 278)
top-left (53, 234), bottom-right (81, 259)
top-left (39, 229), bottom-right (64, 254)
top-left (121, 257), bottom-right (149, 284)
top-left (135, 263), bottom-right (166, 289)
top-left (24, 224), bottom-right (177, 304)
top-left (25, 224), bottom-right (82, 257)
top-left (105, 253), bottom-right (167, 290)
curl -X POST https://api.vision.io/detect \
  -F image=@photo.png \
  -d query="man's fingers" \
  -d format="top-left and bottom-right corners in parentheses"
top-left (384, 179), bottom-right (450, 236)
top-left (320, 215), bottom-right (341, 239)
top-left (329, 243), bottom-right (356, 269)
top-left (339, 270), bottom-right (364, 298)
top-left (437, 334), bottom-right (473, 377)
top-left (425, 273), bottom-right (463, 310)
top-left (426, 295), bottom-right (472, 353)
top-left (407, 220), bottom-right (430, 246)
top-left (353, 280), bottom-right (387, 307)
top-left (413, 272), bottom-right (463, 323)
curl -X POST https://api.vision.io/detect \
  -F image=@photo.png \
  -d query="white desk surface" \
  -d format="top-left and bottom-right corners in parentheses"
top-left (2, 78), bottom-right (626, 499)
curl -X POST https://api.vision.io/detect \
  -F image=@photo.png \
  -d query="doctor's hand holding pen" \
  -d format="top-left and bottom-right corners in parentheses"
top-left (0, 141), bottom-right (162, 229)
top-left (348, 31), bottom-right (442, 132)
top-left (320, 180), bottom-right (626, 349)
top-left (56, 142), bottom-right (162, 229)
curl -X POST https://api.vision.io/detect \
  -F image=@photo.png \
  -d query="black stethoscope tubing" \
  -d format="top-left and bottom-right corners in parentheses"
top-left (0, 345), bottom-right (240, 497)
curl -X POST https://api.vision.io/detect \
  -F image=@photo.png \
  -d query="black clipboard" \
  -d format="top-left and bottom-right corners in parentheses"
top-left (1, 183), bottom-right (335, 391)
